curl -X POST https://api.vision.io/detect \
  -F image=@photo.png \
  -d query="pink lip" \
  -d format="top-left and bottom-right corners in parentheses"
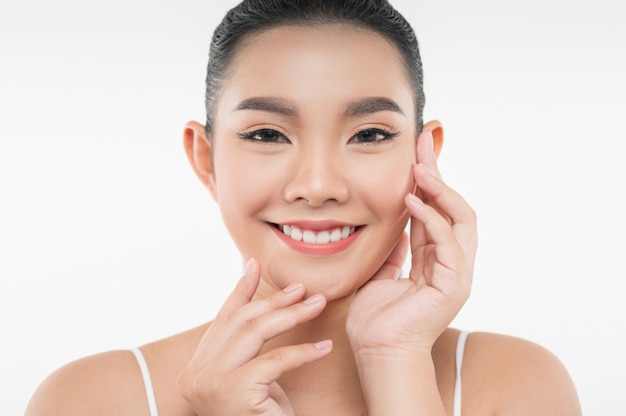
top-left (269, 222), bottom-right (363, 256)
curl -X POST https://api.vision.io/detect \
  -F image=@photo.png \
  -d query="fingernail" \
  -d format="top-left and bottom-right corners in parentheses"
top-left (314, 339), bottom-right (333, 350)
top-left (283, 282), bottom-right (303, 293)
top-left (406, 193), bottom-right (423, 206)
top-left (303, 293), bottom-right (324, 305)
top-left (242, 258), bottom-right (256, 274)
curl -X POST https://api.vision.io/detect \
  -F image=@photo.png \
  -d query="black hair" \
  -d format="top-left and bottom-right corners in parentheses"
top-left (205, 0), bottom-right (425, 137)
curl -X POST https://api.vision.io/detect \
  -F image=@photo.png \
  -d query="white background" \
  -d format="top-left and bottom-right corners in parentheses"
top-left (1, 0), bottom-right (625, 414)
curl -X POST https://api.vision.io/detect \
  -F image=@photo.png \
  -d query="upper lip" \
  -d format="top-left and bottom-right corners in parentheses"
top-left (270, 220), bottom-right (361, 231)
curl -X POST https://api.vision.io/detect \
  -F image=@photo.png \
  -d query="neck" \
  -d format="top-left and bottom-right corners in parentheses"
top-left (261, 294), bottom-right (367, 414)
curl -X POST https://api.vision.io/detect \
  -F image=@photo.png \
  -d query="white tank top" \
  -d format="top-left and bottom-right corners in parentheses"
top-left (131, 330), bottom-right (470, 416)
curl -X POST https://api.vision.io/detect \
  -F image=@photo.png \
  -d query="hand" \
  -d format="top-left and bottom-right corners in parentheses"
top-left (346, 129), bottom-right (477, 356)
top-left (177, 259), bottom-right (332, 416)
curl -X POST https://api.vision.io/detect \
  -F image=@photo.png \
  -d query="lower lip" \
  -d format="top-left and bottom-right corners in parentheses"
top-left (270, 224), bottom-right (362, 256)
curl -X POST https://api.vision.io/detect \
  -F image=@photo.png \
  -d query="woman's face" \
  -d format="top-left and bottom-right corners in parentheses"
top-left (208, 24), bottom-right (418, 299)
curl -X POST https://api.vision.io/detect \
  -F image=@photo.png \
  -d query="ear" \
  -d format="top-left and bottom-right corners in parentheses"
top-left (183, 121), bottom-right (218, 201)
top-left (422, 120), bottom-right (444, 158)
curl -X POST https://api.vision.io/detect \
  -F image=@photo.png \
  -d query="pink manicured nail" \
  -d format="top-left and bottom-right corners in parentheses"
top-left (303, 293), bottom-right (324, 305)
top-left (407, 193), bottom-right (424, 206)
top-left (283, 282), bottom-right (303, 293)
top-left (314, 339), bottom-right (333, 350)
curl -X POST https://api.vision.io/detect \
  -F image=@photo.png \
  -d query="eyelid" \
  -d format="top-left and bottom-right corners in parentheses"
top-left (236, 125), bottom-right (291, 143)
top-left (348, 126), bottom-right (401, 145)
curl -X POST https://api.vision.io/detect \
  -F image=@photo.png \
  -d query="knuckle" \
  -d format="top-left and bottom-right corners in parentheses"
top-left (239, 316), bottom-right (260, 333)
top-left (270, 288), bottom-right (287, 302)
top-left (213, 310), bottom-right (230, 326)
top-left (214, 304), bottom-right (241, 326)
top-left (176, 367), bottom-right (193, 399)
top-left (264, 347), bottom-right (295, 365)
top-left (191, 376), bottom-right (212, 401)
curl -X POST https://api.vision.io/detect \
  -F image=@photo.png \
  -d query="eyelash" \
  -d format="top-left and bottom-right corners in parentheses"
top-left (237, 127), bottom-right (400, 144)
top-left (348, 128), bottom-right (400, 144)
top-left (237, 129), bottom-right (289, 143)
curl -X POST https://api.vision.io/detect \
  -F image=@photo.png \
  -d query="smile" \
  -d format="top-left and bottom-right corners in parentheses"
top-left (275, 224), bottom-right (358, 245)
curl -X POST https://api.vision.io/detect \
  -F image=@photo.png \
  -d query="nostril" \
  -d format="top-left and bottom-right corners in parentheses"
top-left (282, 164), bottom-right (350, 206)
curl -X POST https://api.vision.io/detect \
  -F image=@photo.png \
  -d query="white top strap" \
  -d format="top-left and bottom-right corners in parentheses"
top-left (453, 330), bottom-right (469, 416)
top-left (131, 347), bottom-right (159, 416)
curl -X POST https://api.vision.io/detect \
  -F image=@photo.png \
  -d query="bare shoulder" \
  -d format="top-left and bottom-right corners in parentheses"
top-left (463, 332), bottom-right (582, 415)
top-left (25, 349), bottom-right (148, 416)
top-left (25, 325), bottom-right (206, 416)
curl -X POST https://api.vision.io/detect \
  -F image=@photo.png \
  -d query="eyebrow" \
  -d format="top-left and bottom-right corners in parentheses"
top-left (233, 97), bottom-right (298, 117)
top-left (233, 96), bottom-right (405, 118)
top-left (344, 97), bottom-right (405, 117)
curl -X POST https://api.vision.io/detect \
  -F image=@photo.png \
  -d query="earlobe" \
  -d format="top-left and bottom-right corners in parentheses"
top-left (183, 121), bottom-right (218, 201)
top-left (422, 120), bottom-right (444, 158)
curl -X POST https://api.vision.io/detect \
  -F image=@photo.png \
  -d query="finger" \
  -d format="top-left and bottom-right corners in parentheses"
top-left (217, 258), bottom-right (261, 319)
top-left (406, 193), bottom-right (472, 299)
top-left (405, 193), bottom-right (465, 272)
top-left (370, 232), bottom-right (409, 280)
top-left (413, 164), bottom-right (477, 255)
top-left (416, 130), bottom-right (442, 179)
top-left (195, 264), bottom-right (309, 367)
top-left (408, 192), bottom-right (428, 249)
top-left (415, 130), bottom-right (454, 222)
top-left (242, 340), bottom-right (333, 386)
top-left (413, 164), bottom-right (472, 224)
top-left (193, 282), bottom-right (309, 366)
top-left (414, 130), bottom-right (454, 225)
top-left (218, 262), bottom-right (308, 327)
top-left (214, 293), bottom-right (328, 369)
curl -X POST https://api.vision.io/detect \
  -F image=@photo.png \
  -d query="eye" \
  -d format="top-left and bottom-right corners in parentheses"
top-left (348, 128), bottom-right (400, 144)
top-left (237, 128), bottom-right (290, 143)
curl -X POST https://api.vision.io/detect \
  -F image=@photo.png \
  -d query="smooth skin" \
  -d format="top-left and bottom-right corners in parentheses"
top-left (26, 25), bottom-right (581, 416)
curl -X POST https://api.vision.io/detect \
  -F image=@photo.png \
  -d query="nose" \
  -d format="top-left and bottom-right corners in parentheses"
top-left (283, 146), bottom-right (350, 207)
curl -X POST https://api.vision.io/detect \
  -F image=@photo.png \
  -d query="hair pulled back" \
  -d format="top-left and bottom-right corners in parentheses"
top-left (205, 0), bottom-right (425, 136)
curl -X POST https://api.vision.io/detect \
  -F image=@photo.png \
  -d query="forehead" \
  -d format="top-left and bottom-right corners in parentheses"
top-left (217, 24), bottom-right (415, 117)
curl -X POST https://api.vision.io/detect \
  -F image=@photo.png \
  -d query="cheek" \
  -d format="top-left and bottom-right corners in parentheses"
top-left (212, 147), bottom-right (283, 254)
top-left (347, 149), bottom-right (416, 279)
top-left (213, 142), bottom-right (287, 204)
top-left (356, 151), bottom-right (415, 217)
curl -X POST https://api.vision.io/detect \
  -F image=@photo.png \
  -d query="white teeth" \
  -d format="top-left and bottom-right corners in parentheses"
top-left (279, 224), bottom-right (357, 244)
top-left (316, 231), bottom-right (330, 244)
top-left (290, 227), bottom-right (303, 241)
top-left (302, 230), bottom-right (316, 244)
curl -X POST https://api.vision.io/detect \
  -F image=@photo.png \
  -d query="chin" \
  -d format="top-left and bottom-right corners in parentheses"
top-left (259, 251), bottom-right (382, 299)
